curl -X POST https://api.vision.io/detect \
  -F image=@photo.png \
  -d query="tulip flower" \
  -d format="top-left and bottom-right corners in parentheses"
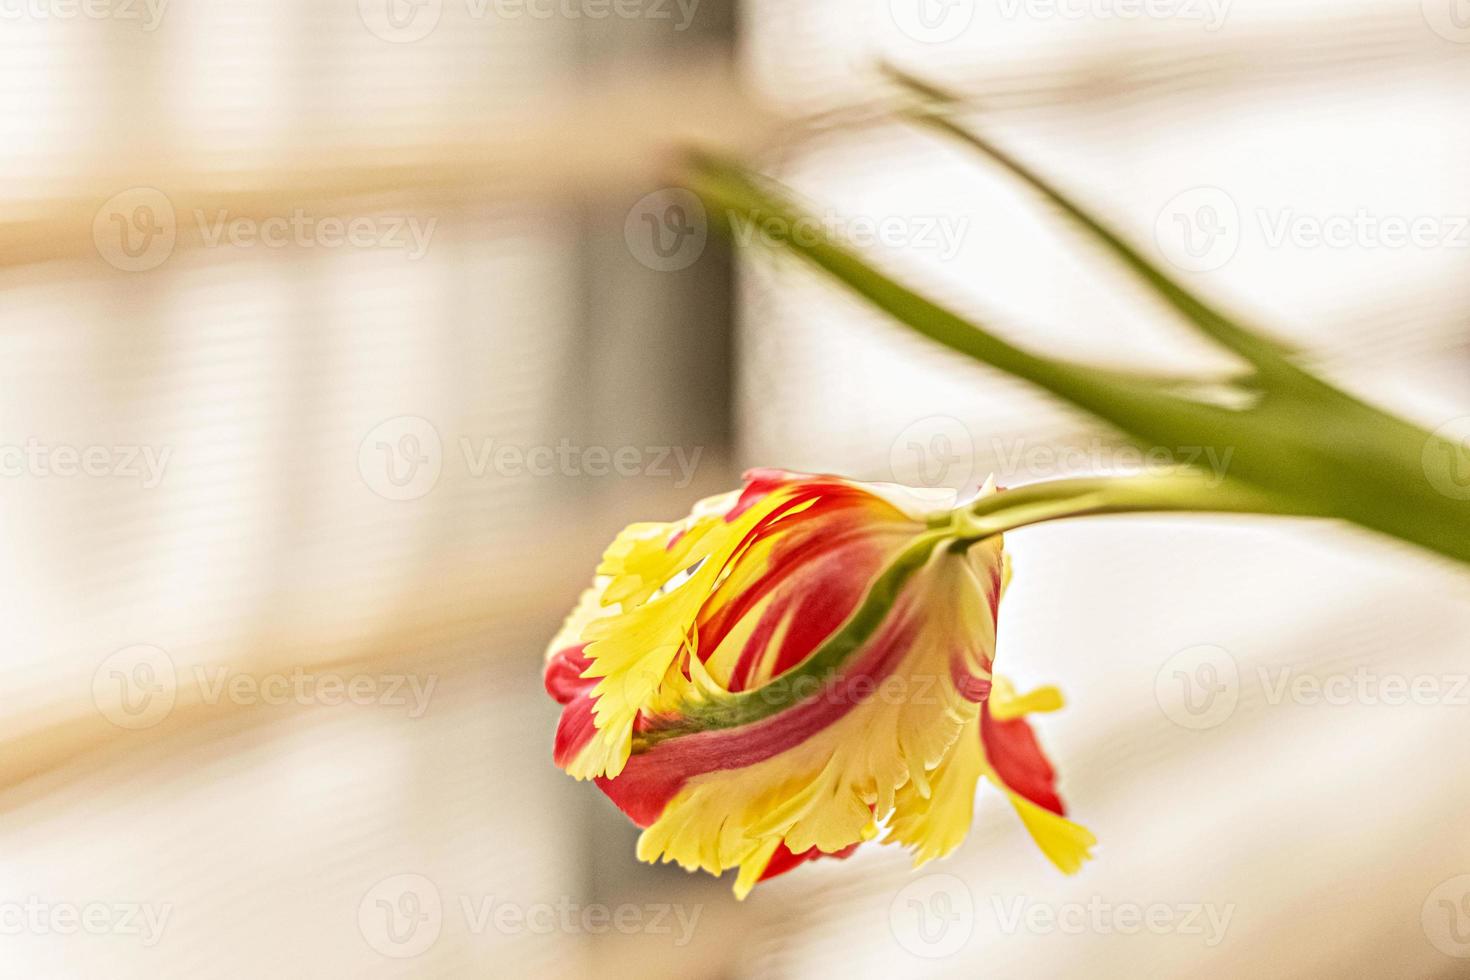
top-left (545, 468), bottom-right (1094, 897)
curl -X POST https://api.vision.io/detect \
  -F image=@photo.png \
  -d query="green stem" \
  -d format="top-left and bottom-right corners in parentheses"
top-left (948, 474), bottom-right (1317, 543)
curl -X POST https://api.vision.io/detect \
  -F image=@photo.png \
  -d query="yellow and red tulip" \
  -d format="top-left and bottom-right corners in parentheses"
top-left (544, 469), bottom-right (1094, 898)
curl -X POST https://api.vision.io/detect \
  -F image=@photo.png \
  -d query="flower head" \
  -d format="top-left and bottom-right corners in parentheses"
top-left (544, 469), bottom-right (1094, 897)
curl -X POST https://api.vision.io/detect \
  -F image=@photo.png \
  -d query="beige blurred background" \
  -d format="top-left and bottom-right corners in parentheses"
top-left (2, 0), bottom-right (1470, 976)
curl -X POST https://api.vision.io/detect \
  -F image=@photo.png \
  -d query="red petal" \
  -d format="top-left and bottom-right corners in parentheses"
top-left (981, 703), bottom-right (1065, 816)
top-left (757, 839), bottom-right (863, 885)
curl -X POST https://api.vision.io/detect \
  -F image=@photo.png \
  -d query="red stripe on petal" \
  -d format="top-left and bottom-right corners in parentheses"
top-left (554, 697), bottom-right (598, 769)
top-left (951, 654), bottom-right (992, 703)
top-left (726, 592), bottom-right (795, 692)
top-left (725, 469), bottom-right (804, 521)
top-left (594, 605), bottom-right (923, 828)
top-left (702, 517), bottom-right (897, 690)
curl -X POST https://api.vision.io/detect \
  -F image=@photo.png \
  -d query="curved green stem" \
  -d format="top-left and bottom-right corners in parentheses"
top-left (947, 474), bottom-right (1319, 543)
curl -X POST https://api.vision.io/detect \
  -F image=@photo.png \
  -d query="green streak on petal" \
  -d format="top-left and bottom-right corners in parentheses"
top-left (633, 528), bottom-right (952, 748)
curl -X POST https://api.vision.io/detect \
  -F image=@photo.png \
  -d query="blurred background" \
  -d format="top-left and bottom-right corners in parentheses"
top-left (2, 0), bottom-right (1470, 976)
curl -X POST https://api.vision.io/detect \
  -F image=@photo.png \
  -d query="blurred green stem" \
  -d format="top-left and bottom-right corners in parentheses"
top-left (948, 474), bottom-right (1315, 543)
top-left (682, 150), bottom-right (1470, 568)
